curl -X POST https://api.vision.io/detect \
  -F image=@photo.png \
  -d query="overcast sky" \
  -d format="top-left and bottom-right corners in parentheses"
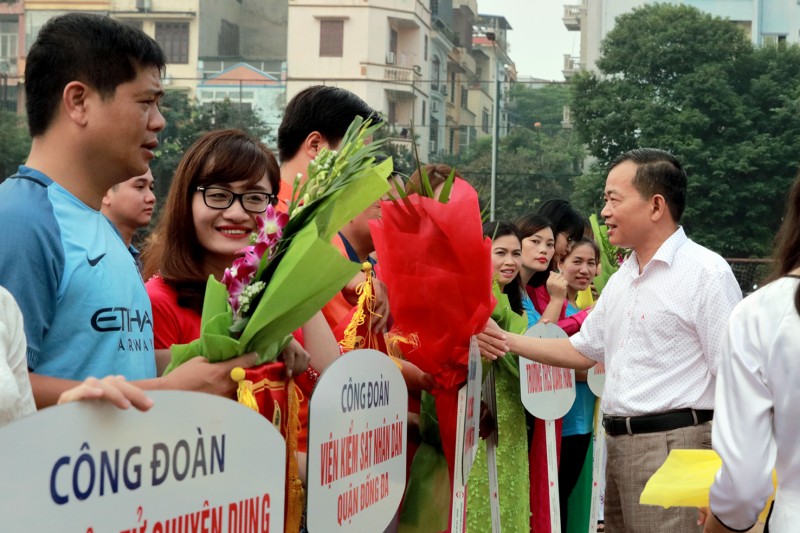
top-left (476, 0), bottom-right (580, 81)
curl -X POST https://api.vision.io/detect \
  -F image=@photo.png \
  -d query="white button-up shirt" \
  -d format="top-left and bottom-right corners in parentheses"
top-left (710, 276), bottom-right (800, 532)
top-left (570, 227), bottom-right (742, 416)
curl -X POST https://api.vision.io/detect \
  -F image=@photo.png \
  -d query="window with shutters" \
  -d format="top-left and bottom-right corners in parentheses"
top-left (319, 20), bottom-right (344, 57)
top-left (1, 20), bottom-right (18, 63)
top-left (155, 22), bottom-right (189, 64)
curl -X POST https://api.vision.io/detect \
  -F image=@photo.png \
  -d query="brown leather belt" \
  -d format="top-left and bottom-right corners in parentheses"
top-left (602, 408), bottom-right (713, 436)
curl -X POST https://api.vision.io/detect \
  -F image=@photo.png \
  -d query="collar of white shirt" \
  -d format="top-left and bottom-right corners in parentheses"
top-left (624, 226), bottom-right (687, 275)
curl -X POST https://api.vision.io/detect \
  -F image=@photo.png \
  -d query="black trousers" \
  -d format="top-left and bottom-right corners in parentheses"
top-left (559, 432), bottom-right (593, 530)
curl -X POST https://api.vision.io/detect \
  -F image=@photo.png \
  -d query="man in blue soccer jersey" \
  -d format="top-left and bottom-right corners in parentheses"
top-left (0, 13), bottom-right (256, 408)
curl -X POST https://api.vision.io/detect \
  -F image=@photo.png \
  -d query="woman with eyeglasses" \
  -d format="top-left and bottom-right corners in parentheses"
top-left (140, 130), bottom-right (339, 465)
top-left (142, 130), bottom-right (284, 352)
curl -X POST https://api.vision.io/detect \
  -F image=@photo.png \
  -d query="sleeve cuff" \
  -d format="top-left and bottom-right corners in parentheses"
top-left (712, 510), bottom-right (757, 533)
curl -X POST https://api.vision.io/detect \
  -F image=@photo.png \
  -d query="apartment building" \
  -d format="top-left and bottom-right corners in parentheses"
top-left (470, 14), bottom-right (514, 141)
top-left (564, 0), bottom-right (800, 75)
top-left (286, 0), bottom-right (515, 161)
top-left (287, 0), bottom-right (433, 159)
top-left (6, 0), bottom-right (286, 130)
top-left (430, 0), bottom-right (484, 157)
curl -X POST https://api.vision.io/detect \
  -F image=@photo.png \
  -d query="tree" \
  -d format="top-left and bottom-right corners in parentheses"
top-left (507, 82), bottom-right (570, 134)
top-left (0, 110), bottom-right (31, 183)
top-left (571, 3), bottom-right (800, 257)
top-left (437, 83), bottom-right (586, 221)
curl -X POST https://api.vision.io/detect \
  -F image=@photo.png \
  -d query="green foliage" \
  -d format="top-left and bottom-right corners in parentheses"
top-left (507, 82), bottom-right (571, 134)
top-left (571, 3), bottom-right (800, 257)
top-left (150, 91), bottom-right (273, 205)
top-left (372, 126), bottom-right (415, 179)
top-left (0, 110), bottom-right (31, 181)
top-left (439, 83), bottom-right (586, 221)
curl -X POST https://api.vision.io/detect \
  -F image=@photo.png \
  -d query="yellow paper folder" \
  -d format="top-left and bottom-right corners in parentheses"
top-left (639, 449), bottom-right (775, 523)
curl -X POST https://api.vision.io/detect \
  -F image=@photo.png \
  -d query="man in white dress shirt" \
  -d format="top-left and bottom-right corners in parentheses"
top-left (478, 148), bottom-right (742, 531)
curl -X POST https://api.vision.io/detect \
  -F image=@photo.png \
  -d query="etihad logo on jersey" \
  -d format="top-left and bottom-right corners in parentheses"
top-left (91, 307), bottom-right (153, 333)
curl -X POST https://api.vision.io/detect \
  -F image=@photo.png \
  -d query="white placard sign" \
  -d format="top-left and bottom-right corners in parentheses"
top-left (484, 367), bottom-right (501, 532)
top-left (519, 322), bottom-right (576, 533)
top-left (589, 362), bottom-right (606, 533)
top-left (307, 349), bottom-right (407, 532)
top-left (461, 336), bottom-right (483, 482)
top-left (451, 385), bottom-right (469, 533)
top-left (588, 362), bottom-right (606, 397)
top-left (519, 323), bottom-right (576, 420)
top-left (589, 406), bottom-right (606, 533)
top-left (0, 391), bottom-right (286, 533)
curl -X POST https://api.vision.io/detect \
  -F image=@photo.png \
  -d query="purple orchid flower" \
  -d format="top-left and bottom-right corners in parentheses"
top-left (222, 205), bottom-right (288, 318)
top-left (257, 205), bottom-right (288, 259)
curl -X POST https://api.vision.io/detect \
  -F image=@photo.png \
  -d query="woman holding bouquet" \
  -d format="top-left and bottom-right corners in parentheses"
top-left (141, 130), bottom-right (340, 454)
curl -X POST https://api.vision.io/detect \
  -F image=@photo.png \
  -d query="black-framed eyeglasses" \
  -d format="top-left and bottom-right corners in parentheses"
top-left (196, 186), bottom-right (277, 213)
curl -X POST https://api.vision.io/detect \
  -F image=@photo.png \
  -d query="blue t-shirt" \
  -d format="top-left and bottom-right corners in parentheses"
top-left (562, 302), bottom-right (595, 436)
top-left (0, 167), bottom-right (156, 380)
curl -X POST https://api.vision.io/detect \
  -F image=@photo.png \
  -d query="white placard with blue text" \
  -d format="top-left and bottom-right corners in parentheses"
top-left (0, 391), bottom-right (285, 532)
top-left (307, 349), bottom-right (408, 532)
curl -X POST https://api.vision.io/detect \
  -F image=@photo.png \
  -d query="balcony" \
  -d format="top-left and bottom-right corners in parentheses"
top-left (563, 5), bottom-right (584, 31)
top-left (384, 65), bottom-right (420, 82)
top-left (461, 54), bottom-right (476, 75)
top-left (562, 54), bottom-right (582, 79)
top-left (453, 0), bottom-right (478, 15)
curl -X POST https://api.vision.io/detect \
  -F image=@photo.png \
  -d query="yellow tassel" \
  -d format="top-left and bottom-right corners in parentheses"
top-left (384, 331), bottom-right (419, 359)
top-left (231, 367), bottom-right (259, 412)
top-left (284, 378), bottom-right (305, 533)
top-left (339, 262), bottom-right (381, 352)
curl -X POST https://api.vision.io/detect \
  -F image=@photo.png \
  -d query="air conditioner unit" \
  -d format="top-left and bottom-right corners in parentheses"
top-left (386, 52), bottom-right (396, 65)
top-left (441, 85), bottom-right (448, 96)
top-left (136, 0), bottom-right (152, 11)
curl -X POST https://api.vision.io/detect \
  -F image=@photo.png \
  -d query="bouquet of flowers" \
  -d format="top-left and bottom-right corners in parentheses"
top-left (165, 117), bottom-right (392, 372)
top-left (370, 173), bottom-right (495, 497)
top-left (163, 117), bottom-right (391, 532)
